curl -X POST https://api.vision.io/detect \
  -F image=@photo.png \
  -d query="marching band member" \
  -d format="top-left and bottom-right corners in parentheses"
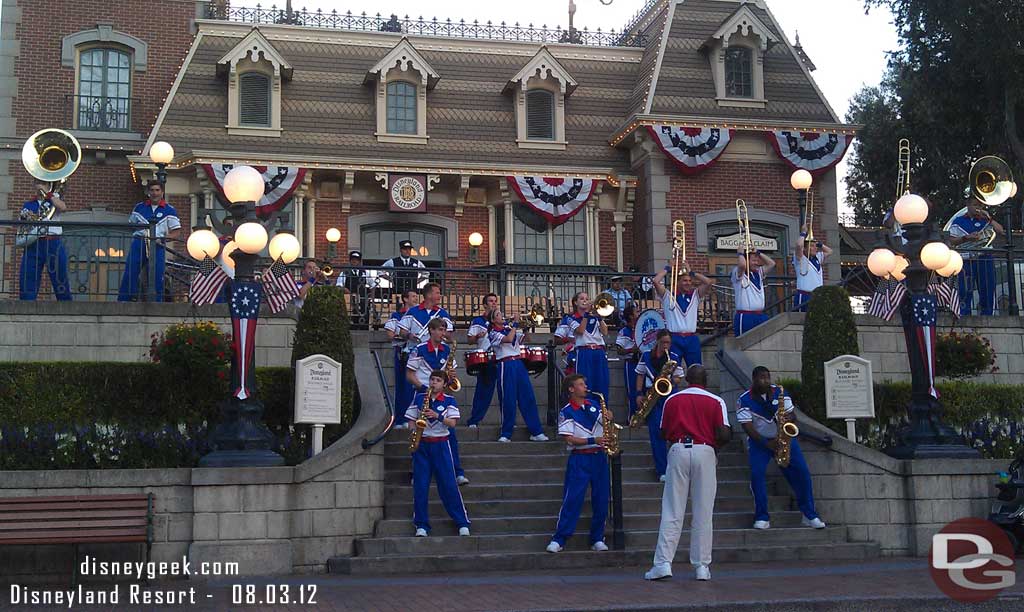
top-left (947, 200), bottom-right (1004, 316)
top-left (635, 330), bottom-right (685, 482)
top-left (386, 289), bottom-right (419, 428)
top-left (398, 282), bottom-right (453, 352)
top-left (792, 225), bottom-right (832, 312)
top-left (407, 318), bottom-right (468, 485)
top-left (18, 182), bottom-right (71, 301)
top-left (731, 249), bottom-right (775, 336)
top-left (644, 365), bottom-right (731, 582)
top-left (407, 370), bottom-right (471, 537)
top-left (652, 262), bottom-right (712, 366)
top-left (568, 292), bottom-right (610, 401)
top-left (615, 303), bottom-right (640, 418)
top-left (546, 374), bottom-right (610, 553)
top-left (466, 293), bottom-right (500, 428)
top-left (294, 259), bottom-right (327, 309)
top-left (117, 180), bottom-right (181, 301)
top-left (553, 313), bottom-right (577, 377)
top-left (737, 366), bottom-right (825, 531)
top-left (487, 309), bottom-right (548, 443)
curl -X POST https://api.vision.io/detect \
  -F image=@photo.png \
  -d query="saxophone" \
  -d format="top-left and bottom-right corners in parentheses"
top-left (445, 339), bottom-right (461, 392)
top-left (409, 390), bottom-right (431, 453)
top-left (773, 384), bottom-right (800, 468)
top-left (630, 358), bottom-right (678, 428)
top-left (591, 391), bottom-right (622, 457)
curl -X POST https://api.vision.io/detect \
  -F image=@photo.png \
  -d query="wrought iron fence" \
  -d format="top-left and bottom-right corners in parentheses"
top-left (205, 4), bottom-right (648, 47)
top-left (65, 95), bottom-right (137, 132)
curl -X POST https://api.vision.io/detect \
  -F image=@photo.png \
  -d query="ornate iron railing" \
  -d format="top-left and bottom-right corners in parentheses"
top-left (205, 4), bottom-right (648, 47)
top-left (65, 95), bottom-right (137, 132)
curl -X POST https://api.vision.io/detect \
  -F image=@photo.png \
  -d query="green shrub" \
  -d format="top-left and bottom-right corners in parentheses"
top-left (799, 285), bottom-right (859, 416)
top-left (936, 331), bottom-right (999, 378)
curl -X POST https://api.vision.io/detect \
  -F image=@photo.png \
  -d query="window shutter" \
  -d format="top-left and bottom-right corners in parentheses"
top-left (239, 73), bottom-right (271, 126)
top-left (526, 90), bottom-right (555, 140)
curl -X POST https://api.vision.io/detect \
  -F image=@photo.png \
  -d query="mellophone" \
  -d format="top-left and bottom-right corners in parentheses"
top-left (465, 346), bottom-right (547, 375)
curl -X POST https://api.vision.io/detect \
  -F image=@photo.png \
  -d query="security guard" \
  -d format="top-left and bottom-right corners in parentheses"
top-left (386, 289), bottom-right (419, 428)
top-left (486, 309), bottom-right (548, 443)
top-left (117, 180), bottom-right (181, 301)
top-left (635, 329), bottom-right (685, 482)
top-left (382, 239), bottom-right (428, 294)
top-left (466, 293), bottom-right (500, 427)
top-left (17, 183), bottom-right (71, 301)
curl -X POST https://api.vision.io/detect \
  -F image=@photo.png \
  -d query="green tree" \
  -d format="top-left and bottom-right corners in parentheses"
top-left (844, 81), bottom-right (906, 226)
top-left (800, 286), bottom-right (859, 416)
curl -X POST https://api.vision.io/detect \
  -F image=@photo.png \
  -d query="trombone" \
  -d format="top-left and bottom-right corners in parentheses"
top-left (800, 190), bottom-right (815, 276)
top-left (736, 199), bottom-right (752, 288)
top-left (896, 138), bottom-right (911, 198)
top-left (669, 220), bottom-right (687, 295)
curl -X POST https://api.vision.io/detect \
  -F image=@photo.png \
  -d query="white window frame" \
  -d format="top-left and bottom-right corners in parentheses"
top-left (507, 47), bottom-right (576, 151)
top-left (504, 204), bottom-right (593, 267)
top-left (217, 28), bottom-right (291, 138)
top-left (238, 70), bottom-right (273, 128)
top-left (705, 5), bottom-right (774, 109)
top-left (367, 38), bottom-right (439, 145)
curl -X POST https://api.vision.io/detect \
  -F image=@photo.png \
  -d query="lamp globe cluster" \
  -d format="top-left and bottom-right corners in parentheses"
top-left (186, 227), bottom-right (219, 261)
top-left (269, 232), bottom-right (301, 264)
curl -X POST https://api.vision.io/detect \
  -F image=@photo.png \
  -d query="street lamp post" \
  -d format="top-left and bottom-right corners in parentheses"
top-left (790, 169), bottom-right (812, 230)
top-left (467, 231), bottom-right (484, 265)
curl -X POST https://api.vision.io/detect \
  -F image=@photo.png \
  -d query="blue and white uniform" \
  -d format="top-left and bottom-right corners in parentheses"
top-left (554, 315), bottom-right (577, 374)
top-left (736, 385), bottom-right (819, 523)
top-left (385, 309), bottom-right (413, 425)
top-left (793, 252), bottom-right (825, 312)
top-left (567, 313), bottom-right (609, 401)
top-left (731, 266), bottom-right (768, 336)
top-left (550, 397), bottom-right (609, 547)
top-left (117, 199), bottom-right (181, 301)
top-left (398, 303), bottom-right (454, 354)
top-left (17, 196), bottom-right (71, 301)
top-left (616, 326), bottom-right (638, 417)
top-left (466, 315), bottom-right (500, 427)
top-left (406, 341), bottom-right (464, 478)
top-left (293, 276), bottom-right (325, 309)
top-left (948, 213), bottom-right (996, 316)
top-left (662, 288), bottom-right (702, 366)
top-left (406, 391), bottom-right (470, 533)
top-left (487, 324), bottom-right (544, 440)
top-left (635, 348), bottom-right (685, 477)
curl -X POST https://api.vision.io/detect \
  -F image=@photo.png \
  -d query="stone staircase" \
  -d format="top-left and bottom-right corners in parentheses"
top-left (329, 423), bottom-right (879, 574)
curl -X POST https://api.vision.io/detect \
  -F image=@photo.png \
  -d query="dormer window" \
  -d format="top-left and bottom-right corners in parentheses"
top-left (239, 72), bottom-right (271, 127)
top-left (217, 28), bottom-right (292, 137)
top-left (702, 5), bottom-right (776, 109)
top-left (386, 81), bottom-right (418, 135)
top-left (366, 38), bottom-right (440, 145)
top-left (526, 90), bottom-right (555, 140)
top-left (505, 47), bottom-right (577, 151)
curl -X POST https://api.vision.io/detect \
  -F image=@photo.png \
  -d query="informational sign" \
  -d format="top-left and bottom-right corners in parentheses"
top-left (716, 232), bottom-right (778, 251)
top-left (824, 355), bottom-right (875, 419)
top-left (388, 174), bottom-right (427, 213)
top-left (294, 354), bottom-right (343, 425)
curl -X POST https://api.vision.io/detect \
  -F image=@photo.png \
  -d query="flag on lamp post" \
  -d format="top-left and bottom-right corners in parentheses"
top-left (230, 281), bottom-right (262, 401)
top-left (261, 259), bottom-right (299, 313)
top-left (189, 255), bottom-right (230, 306)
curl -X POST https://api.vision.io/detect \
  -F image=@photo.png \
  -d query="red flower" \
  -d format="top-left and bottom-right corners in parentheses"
top-left (216, 371), bottom-right (226, 380)
top-left (211, 338), bottom-right (219, 346)
top-left (216, 352), bottom-right (224, 360)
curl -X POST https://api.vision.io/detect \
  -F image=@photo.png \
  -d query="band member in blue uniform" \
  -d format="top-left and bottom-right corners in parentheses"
top-left (18, 182), bottom-right (71, 301)
top-left (466, 292), bottom-right (500, 427)
top-left (731, 249), bottom-right (775, 336)
top-left (554, 313), bottom-right (577, 377)
top-left (487, 309), bottom-right (548, 443)
top-left (407, 370), bottom-right (471, 537)
top-left (398, 282), bottom-right (453, 351)
top-left (407, 318), bottom-right (468, 484)
top-left (546, 374), bottom-right (610, 553)
top-left (293, 259), bottom-right (328, 309)
top-left (615, 303), bottom-right (640, 418)
top-left (635, 330), bottom-right (685, 482)
top-left (118, 181), bottom-right (181, 301)
top-left (948, 201), bottom-right (1004, 316)
top-left (736, 366), bottom-right (825, 530)
top-left (652, 262), bottom-right (712, 365)
top-left (386, 289), bottom-right (419, 428)
top-left (568, 292), bottom-right (610, 401)
top-left (792, 225), bottom-right (832, 312)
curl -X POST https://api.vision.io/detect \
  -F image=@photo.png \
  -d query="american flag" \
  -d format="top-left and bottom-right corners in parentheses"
top-left (928, 279), bottom-right (961, 319)
top-left (230, 281), bottom-right (262, 401)
top-left (189, 255), bottom-right (230, 306)
top-left (260, 259), bottom-right (299, 313)
top-left (910, 293), bottom-right (939, 398)
top-left (867, 278), bottom-right (907, 321)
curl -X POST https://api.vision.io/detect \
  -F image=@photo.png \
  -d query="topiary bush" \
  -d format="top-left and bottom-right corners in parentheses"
top-left (800, 285), bottom-right (860, 417)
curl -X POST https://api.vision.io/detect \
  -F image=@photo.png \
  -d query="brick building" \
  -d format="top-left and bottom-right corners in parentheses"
top-left (1, 0), bottom-right (854, 304)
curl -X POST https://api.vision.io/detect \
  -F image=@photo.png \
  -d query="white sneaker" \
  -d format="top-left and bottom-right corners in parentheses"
top-left (458, 527), bottom-right (470, 536)
top-left (802, 517), bottom-right (826, 529)
top-left (414, 528), bottom-right (427, 537)
top-left (497, 436), bottom-right (511, 443)
top-left (659, 474), bottom-right (667, 483)
top-left (591, 541), bottom-right (609, 552)
top-left (695, 565), bottom-right (711, 581)
top-left (753, 520), bottom-right (770, 530)
top-left (530, 433), bottom-right (549, 442)
top-left (545, 541), bottom-right (563, 553)
top-left (456, 475), bottom-right (470, 486)
top-left (643, 563), bottom-right (672, 581)
top-left (468, 424), bottom-right (478, 429)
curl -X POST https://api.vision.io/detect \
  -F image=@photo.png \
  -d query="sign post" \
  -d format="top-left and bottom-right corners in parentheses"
top-left (294, 354), bottom-right (343, 455)
top-left (824, 355), bottom-right (875, 442)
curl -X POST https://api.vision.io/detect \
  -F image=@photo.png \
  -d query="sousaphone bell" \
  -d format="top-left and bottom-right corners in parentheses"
top-left (22, 128), bottom-right (81, 194)
top-left (969, 156), bottom-right (1015, 207)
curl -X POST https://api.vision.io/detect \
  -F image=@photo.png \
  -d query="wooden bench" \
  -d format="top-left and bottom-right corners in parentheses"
top-left (0, 493), bottom-right (154, 582)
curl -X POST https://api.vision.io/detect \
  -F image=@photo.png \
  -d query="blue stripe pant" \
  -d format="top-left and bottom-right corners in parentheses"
top-left (792, 291), bottom-right (812, 312)
top-left (670, 334), bottom-right (702, 366)
top-left (498, 359), bottom-right (543, 439)
top-left (958, 257), bottom-right (996, 316)
top-left (647, 399), bottom-right (668, 477)
top-left (118, 238), bottom-right (167, 301)
top-left (733, 312), bottom-right (769, 337)
top-left (575, 348), bottom-right (609, 401)
top-left (468, 363), bottom-right (501, 426)
top-left (552, 452), bottom-right (609, 546)
top-left (747, 437), bottom-right (818, 522)
top-left (412, 439), bottom-right (470, 532)
top-left (624, 359), bottom-right (637, 417)
top-left (393, 348), bottom-right (413, 426)
top-left (19, 238), bottom-right (71, 301)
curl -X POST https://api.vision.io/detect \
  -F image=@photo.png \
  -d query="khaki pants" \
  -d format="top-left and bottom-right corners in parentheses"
top-left (653, 443), bottom-right (717, 568)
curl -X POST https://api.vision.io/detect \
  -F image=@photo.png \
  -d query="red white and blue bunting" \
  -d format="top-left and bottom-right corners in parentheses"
top-left (507, 176), bottom-right (598, 227)
top-left (202, 164), bottom-right (306, 218)
top-left (647, 125), bottom-right (734, 175)
top-left (766, 131), bottom-right (852, 175)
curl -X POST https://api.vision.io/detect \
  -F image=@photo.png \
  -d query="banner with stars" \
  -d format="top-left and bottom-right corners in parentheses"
top-left (507, 177), bottom-right (598, 227)
top-left (230, 281), bottom-right (262, 401)
top-left (905, 294), bottom-right (939, 399)
top-left (202, 164), bottom-right (306, 218)
top-left (647, 125), bottom-right (734, 175)
top-left (766, 131), bottom-right (853, 176)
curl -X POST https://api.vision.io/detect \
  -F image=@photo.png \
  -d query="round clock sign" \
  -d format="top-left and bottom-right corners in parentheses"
top-left (390, 176), bottom-right (426, 211)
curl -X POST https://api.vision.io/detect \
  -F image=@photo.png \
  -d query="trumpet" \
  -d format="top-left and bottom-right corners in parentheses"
top-left (319, 261), bottom-right (334, 278)
top-left (669, 220), bottom-right (687, 295)
top-left (736, 199), bottom-right (752, 288)
top-left (593, 292), bottom-right (616, 318)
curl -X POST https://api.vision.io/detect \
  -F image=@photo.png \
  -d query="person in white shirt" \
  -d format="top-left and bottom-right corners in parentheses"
top-left (17, 182), bottom-right (71, 301)
top-left (731, 249), bottom-right (775, 337)
top-left (466, 293), bottom-right (500, 427)
top-left (651, 261), bottom-right (713, 365)
top-left (486, 309), bottom-right (547, 443)
top-left (792, 225), bottom-right (832, 312)
top-left (117, 181), bottom-right (181, 301)
top-left (947, 201), bottom-right (1005, 316)
top-left (381, 239), bottom-right (428, 294)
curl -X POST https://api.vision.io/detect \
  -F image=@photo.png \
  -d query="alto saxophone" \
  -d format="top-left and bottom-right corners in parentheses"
top-left (445, 339), bottom-right (461, 393)
top-left (630, 358), bottom-right (677, 428)
top-left (409, 390), bottom-right (431, 453)
top-left (773, 385), bottom-right (800, 468)
top-left (591, 391), bottom-right (622, 457)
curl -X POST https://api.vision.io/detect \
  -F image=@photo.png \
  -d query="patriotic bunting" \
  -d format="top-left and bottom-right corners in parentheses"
top-left (189, 256), bottom-right (230, 306)
top-left (647, 125), bottom-right (734, 175)
top-left (230, 281), bottom-right (262, 401)
top-left (766, 131), bottom-right (852, 176)
top-left (202, 164), bottom-right (306, 218)
top-left (908, 294), bottom-right (940, 399)
top-left (261, 259), bottom-right (299, 313)
top-left (507, 177), bottom-right (598, 227)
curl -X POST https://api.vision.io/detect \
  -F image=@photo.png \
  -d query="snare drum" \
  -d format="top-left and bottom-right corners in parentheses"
top-left (464, 349), bottom-right (494, 376)
top-left (524, 346), bottom-right (547, 374)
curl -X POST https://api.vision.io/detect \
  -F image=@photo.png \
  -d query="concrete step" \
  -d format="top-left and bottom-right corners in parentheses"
top-left (383, 439), bottom-right (749, 465)
top-left (382, 481), bottom-right (768, 503)
top-left (383, 465), bottom-right (766, 487)
top-left (383, 425), bottom-right (729, 444)
top-left (385, 453), bottom-right (754, 474)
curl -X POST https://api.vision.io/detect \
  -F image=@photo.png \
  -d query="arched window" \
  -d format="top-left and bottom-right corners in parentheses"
top-left (77, 48), bottom-right (131, 131)
top-left (386, 81), bottom-right (417, 135)
top-left (525, 89), bottom-right (555, 140)
top-left (239, 72), bottom-right (272, 127)
top-left (724, 46), bottom-right (753, 98)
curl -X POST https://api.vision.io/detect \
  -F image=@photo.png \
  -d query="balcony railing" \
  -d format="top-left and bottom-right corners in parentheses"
top-left (65, 95), bottom-right (137, 133)
top-left (205, 4), bottom-right (648, 48)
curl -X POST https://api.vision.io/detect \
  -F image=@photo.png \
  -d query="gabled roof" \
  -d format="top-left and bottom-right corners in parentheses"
top-left (364, 38), bottom-right (440, 89)
top-left (705, 2), bottom-right (778, 51)
top-left (216, 27), bottom-right (292, 79)
top-left (503, 47), bottom-right (578, 95)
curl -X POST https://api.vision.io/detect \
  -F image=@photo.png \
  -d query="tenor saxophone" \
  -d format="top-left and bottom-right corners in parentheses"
top-left (630, 359), bottom-right (677, 428)
top-left (445, 339), bottom-right (461, 393)
top-left (773, 385), bottom-right (800, 468)
top-left (592, 391), bottom-right (622, 457)
top-left (409, 390), bottom-right (431, 453)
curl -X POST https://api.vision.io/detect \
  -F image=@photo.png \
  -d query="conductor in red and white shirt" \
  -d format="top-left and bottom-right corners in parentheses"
top-left (644, 364), bottom-right (731, 582)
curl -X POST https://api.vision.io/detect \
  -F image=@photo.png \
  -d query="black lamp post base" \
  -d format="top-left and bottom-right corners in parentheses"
top-left (885, 443), bottom-right (981, 460)
top-left (199, 396), bottom-right (285, 467)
